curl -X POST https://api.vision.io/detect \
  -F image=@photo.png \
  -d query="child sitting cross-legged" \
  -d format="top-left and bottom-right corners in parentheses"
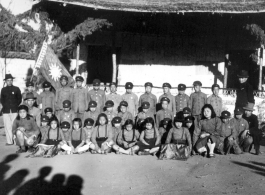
top-left (91, 113), bottom-right (114, 154)
top-left (67, 118), bottom-right (89, 154)
top-left (112, 119), bottom-right (140, 155)
top-left (137, 117), bottom-right (161, 155)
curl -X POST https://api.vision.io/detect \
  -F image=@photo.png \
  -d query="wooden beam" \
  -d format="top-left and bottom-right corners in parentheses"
top-left (112, 52), bottom-right (117, 82)
top-left (76, 44), bottom-right (80, 75)
top-left (259, 46), bottom-right (264, 90)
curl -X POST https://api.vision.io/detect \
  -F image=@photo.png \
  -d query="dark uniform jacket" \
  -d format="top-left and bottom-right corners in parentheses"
top-left (235, 82), bottom-right (255, 108)
top-left (1, 85), bottom-right (22, 113)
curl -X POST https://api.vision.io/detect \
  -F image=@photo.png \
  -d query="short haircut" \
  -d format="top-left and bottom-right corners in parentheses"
top-left (144, 117), bottom-right (155, 128)
top-left (96, 113), bottom-right (108, 126)
top-left (72, 118), bottom-right (82, 128)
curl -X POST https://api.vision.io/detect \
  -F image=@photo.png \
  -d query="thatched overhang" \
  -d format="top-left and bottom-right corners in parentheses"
top-left (47, 0), bottom-right (265, 13)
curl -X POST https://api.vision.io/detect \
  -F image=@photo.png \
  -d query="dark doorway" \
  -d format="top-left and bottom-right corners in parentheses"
top-left (228, 50), bottom-right (258, 89)
top-left (87, 45), bottom-right (113, 83)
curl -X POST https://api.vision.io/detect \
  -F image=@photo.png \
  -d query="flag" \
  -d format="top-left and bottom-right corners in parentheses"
top-left (33, 41), bottom-right (75, 90)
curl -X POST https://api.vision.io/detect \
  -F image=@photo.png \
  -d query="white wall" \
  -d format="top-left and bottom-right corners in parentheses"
top-left (0, 58), bottom-right (35, 92)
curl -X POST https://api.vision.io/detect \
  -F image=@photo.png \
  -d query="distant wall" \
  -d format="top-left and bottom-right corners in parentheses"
top-left (0, 58), bottom-right (35, 92)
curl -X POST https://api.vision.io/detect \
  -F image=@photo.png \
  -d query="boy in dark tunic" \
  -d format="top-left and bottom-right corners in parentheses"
top-left (112, 117), bottom-right (122, 145)
top-left (83, 101), bottom-right (100, 126)
top-left (156, 97), bottom-right (174, 128)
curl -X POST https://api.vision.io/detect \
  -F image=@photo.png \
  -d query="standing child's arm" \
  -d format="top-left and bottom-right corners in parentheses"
top-left (206, 96), bottom-right (211, 104)
top-left (189, 94), bottom-right (193, 109)
top-left (134, 94), bottom-right (139, 116)
top-left (172, 96), bottom-right (176, 116)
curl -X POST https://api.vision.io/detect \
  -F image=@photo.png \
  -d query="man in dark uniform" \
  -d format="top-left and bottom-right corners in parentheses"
top-left (242, 103), bottom-right (261, 155)
top-left (1, 74), bottom-right (22, 145)
top-left (235, 70), bottom-right (255, 109)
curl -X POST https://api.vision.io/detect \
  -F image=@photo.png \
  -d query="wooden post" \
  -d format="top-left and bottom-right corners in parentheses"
top-left (112, 52), bottom-right (117, 82)
top-left (224, 54), bottom-right (229, 88)
top-left (76, 44), bottom-right (80, 75)
top-left (259, 46), bottom-right (264, 90)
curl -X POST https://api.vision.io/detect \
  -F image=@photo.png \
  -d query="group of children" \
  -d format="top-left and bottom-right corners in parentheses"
top-left (12, 74), bottom-right (263, 159)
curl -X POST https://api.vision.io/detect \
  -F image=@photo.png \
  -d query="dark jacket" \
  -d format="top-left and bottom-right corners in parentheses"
top-left (1, 85), bottom-right (22, 113)
top-left (236, 82), bottom-right (255, 108)
top-left (243, 113), bottom-right (259, 134)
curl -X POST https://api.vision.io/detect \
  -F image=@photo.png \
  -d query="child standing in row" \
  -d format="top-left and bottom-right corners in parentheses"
top-left (175, 84), bottom-right (189, 113)
top-left (189, 81), bottom-right (207, 128)
top-left (40, 81), bottom-right (55, 114)
top-left (72, 76), bottom-right (90, 119)
top-left (159, 83), bottom-right (176, 115)
top-left (137, 102), bottom-right (155, 124)
top-left (121, 82), bottom-right (138, 117)
top-left (156, 97), bottom-right (174, 127)
top-left (22, 81), bottom-right (40, 106)
top-left (207, 84), bottom-right (222, 117)
top-left (139, 82), bottom-right (157, 116)
top-left (55, 75), bottom-right (73, 115)
top-left (88, 79), bottom-right (106, 112)
top-left (106, 82), bottom-right (122, 112)
top-left (83, 101), bottom-right (100, 125)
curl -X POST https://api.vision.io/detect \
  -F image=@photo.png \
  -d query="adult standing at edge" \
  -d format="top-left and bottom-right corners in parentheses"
top-left (235, 70), bottom-right (255, 109)
top-left (0, 74), bottom-right (22, 145)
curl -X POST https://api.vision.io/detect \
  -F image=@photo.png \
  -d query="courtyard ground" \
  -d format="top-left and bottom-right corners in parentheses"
top-left (0, 120), bottom-right (265, 195)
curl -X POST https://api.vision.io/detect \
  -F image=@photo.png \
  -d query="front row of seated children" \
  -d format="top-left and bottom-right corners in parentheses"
top-left (13, 103), bottom-right (261, 159)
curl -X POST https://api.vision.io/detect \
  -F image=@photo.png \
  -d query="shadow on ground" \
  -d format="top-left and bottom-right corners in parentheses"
top-left (232, 161), bottom-right (265, 177)
top-left (0, 154), bottom-right (84, 195)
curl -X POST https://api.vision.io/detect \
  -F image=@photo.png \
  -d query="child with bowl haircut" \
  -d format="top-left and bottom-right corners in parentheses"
top-left (91, 113), bottom-right (114, 154)
top-left (118, 101), bottom-right (134, 125)
top-left (113, 119), bottom-right (140, 155)
top-left (137, 117), bottom-right (161, 155)
top-left (67, 118), bottom-right (88, 154)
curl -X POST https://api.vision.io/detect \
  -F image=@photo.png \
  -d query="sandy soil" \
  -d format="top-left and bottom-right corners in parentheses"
top-left (0, 126), bottom-right (265, 195)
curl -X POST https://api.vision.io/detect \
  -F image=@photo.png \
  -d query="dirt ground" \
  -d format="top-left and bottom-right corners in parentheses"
top-left (0, 125), bottom-right (265, 195)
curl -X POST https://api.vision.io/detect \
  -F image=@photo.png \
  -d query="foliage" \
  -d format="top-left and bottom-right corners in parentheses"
top-left (0, 4), bottom-right (111, 60)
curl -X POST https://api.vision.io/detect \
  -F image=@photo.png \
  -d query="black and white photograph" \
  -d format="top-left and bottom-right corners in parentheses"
top-left (0, 0), bottom-right (265, 194)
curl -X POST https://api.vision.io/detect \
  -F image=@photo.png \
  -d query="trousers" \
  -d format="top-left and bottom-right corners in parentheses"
top-left (3, 112), bottom-right (17, 144)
